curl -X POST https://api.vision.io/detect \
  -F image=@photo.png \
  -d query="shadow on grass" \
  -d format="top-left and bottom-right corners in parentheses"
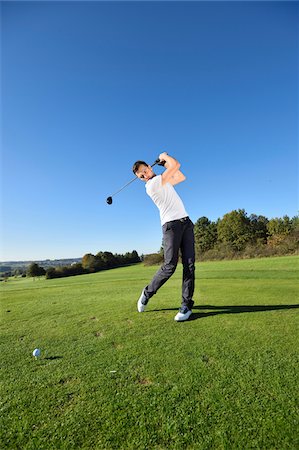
top-left (44, 356), bottom-right (63, 360)
top-left (149, 304), bottom-right (299, 321)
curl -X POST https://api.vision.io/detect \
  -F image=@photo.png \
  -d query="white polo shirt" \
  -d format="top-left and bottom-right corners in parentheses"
top-left (145, 175), bottom-right (188, 226)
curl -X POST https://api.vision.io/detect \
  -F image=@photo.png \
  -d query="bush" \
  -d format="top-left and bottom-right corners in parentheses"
top-left (197, 243), bottom-right (237, 261)
top-left (143, 253), bottom-right (164, 266)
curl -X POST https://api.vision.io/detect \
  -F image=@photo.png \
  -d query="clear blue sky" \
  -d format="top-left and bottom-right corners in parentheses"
top-left (1, 1), bottom-right (298, 261)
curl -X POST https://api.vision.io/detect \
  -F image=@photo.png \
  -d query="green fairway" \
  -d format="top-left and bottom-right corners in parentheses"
top-left (1, 256), bottom-right (298, 449)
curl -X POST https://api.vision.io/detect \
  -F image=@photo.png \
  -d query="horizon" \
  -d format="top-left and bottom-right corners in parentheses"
top-left (1, 208), bottom-right (297, 263)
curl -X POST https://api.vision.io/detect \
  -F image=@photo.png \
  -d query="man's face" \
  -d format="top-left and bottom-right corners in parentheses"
top-left (135, 164), bottom-right (154, 182)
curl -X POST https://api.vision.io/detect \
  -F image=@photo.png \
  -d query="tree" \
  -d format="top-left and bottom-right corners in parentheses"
top-left (101, 251), bottom-right (117, 268)
top-left (217, 209), bottom-right (253, 251)
top-left (249, 214), bottom-right (269, 244)
top-left (130, 250), bottom-right (140, 263)
top-left (267, 215), bottom-right (293, 237)
top-left (82, 253), bottom-right (97, 271)
top-left (291, 215), bottom-right (299, 232)
top-left (94, 253), bottom-right (106, 270)
top-left (27, 263), bottom-right (46, 278)
top-left (194, 217), bottom-right (217, 254)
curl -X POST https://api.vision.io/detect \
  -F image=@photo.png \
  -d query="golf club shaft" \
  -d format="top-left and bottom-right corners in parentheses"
top-left (109, 175), bottom-right (138, 198)
top-left (110, 159), bottom-right (160, 198)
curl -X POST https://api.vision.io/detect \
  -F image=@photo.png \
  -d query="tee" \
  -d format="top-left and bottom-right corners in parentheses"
top-left (145, 175), bottom-right (188, 226)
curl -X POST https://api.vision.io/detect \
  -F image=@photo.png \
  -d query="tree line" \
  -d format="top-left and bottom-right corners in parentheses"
top-left (194, 210), bottom-right (298, 260)
top-left (25, 250), bottom-right (140, 279)
top-left (143, 210), bottom-right (298, 264)
top-left (8, 210), bottom-right (299, 280)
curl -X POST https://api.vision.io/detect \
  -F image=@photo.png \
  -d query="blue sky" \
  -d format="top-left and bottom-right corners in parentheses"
top-left (1, 1), bottom-right (298, 261)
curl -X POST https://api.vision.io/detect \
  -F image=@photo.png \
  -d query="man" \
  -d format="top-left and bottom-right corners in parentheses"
top-left (133, 152), bottom-right (195, 321)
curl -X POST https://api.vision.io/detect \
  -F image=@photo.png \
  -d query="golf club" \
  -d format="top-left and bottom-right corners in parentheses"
top-left (106, 158), bottom-right (164, 205)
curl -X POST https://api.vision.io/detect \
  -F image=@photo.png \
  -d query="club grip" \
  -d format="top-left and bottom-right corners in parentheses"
top-left (155, 158), bottom-right (166, 166)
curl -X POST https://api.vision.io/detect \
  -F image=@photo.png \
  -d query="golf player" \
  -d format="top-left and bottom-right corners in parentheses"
top-left (133, 152), bottom-right (195, 321)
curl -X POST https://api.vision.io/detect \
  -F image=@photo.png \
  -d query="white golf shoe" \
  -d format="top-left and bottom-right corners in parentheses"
top-left (174, 306), bottom-right (192, 322)
top-left (137, 289), bottom-right (148, 312)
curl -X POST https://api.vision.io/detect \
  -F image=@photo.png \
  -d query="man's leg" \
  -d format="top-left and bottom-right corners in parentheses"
top-left (143, 221), bottom-right (182, 302)
top-left (181, 219), bottom-right (195, 309)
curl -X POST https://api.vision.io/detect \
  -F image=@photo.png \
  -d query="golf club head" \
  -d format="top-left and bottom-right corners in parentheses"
top-left (106, 196), bottom-right (113, 205)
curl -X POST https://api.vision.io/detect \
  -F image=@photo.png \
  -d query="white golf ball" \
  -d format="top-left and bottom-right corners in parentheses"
top-left (33, 348), bottom-right (41, 357)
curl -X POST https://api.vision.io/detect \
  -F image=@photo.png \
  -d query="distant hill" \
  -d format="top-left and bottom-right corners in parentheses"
top-left (0, 258), bottom-right (82, 275)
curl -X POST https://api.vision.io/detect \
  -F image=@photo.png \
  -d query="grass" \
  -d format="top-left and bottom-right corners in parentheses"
top-left (0, 255), bottom-right (298, 449)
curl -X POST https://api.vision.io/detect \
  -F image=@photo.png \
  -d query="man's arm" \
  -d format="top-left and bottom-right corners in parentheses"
top-left (168, 170), bottom-right (186, 186)
top-left (159, 153), bottom-right (186, 186)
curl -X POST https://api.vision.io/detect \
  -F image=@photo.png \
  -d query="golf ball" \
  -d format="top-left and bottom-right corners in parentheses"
top-left (33, 348), bottom-right (41, 358)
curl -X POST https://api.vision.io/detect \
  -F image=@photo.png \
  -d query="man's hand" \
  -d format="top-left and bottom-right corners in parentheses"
top-left (159, 152), bottom-right (168, 163)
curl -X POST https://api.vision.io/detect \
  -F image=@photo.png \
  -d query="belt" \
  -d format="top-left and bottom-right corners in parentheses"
top-left (163, 217), bottom-right (189, 227)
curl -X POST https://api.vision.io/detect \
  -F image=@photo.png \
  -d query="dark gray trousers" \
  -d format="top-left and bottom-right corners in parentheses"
top-left (144, 217), bottom-right (195, 308)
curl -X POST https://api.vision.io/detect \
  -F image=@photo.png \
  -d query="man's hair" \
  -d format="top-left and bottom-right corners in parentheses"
top-left (132, 160), bottom-right (148, 175)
